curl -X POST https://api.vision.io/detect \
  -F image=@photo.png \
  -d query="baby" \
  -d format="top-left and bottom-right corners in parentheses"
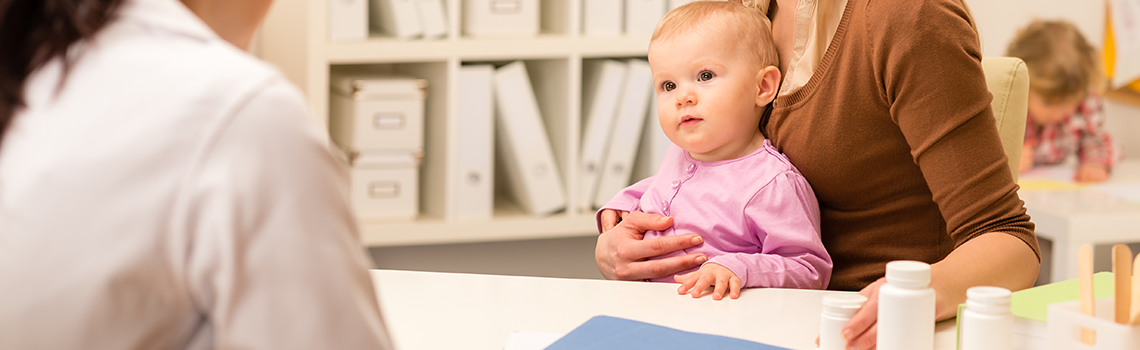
top-left (1009, 19), bottom-right (1119, 182)
top-left (597, 1), bottom-right (831, 300)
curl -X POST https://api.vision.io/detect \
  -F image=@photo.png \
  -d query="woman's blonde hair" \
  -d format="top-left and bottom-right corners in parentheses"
top-left (1007, 19), bottom-right (1105, 102)
top-left (651, 1), bottom-right (779, 70)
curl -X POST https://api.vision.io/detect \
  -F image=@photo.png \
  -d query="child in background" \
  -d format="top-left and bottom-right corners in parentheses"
top-left (597, 1), bottom-right (831, 300)
top-left (1008, 19), bottom-right (1119, 182)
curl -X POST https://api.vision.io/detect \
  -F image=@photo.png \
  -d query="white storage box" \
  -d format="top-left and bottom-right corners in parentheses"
top-left (329, 75), bottom-right (426, 153)
top-left (330, 0), bottom-right (369, 40)
top-left (1047, 297), bottom-right (1140, 350)
top-left (349, 152), bottom-right (421, 221)
top-left (463, 0), bottom-right (539, 37)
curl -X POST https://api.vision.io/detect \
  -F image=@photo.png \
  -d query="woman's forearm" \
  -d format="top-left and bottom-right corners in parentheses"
top-left (930, 232), bottom-right (1040, 320)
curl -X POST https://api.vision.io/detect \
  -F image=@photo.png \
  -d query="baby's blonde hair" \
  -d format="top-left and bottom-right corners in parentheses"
top-left (1006, 20), bottom-right (1105, 103)
top-left (650, 1), bottom-right (779, 70)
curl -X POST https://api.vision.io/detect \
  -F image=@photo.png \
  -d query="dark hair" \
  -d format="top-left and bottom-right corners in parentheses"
top-left (0, 0), bottom-right (124, 147)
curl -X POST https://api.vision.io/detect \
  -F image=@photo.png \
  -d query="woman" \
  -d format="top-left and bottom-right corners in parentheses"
top-left (0, 0), bottom-right (393, 348)
top-left (595, 0), bottom-right (1040, 348)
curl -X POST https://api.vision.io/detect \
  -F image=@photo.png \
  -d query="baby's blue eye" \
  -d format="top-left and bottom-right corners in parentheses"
top-left (699, 71), bottom-right (715, 81)
top-left (662, 81), bottom-right (676, 92)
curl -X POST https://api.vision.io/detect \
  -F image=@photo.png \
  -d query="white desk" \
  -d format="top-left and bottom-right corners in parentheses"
top-left (1019, 160), bottom-right (1140, 283)
top-left (369, 269), bottom-right (959, 350)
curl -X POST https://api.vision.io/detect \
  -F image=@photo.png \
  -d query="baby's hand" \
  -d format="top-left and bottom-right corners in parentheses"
top-left (1075, 163), bottom-right (1109, 183)
top-left (674, 263), bottom-right (741, 300)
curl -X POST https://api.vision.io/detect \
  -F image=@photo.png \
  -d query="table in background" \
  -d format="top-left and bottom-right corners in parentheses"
top-left (1019, 160), bottom-right (1140, 283)
top-left (369, 269), bottom-right (958, 350)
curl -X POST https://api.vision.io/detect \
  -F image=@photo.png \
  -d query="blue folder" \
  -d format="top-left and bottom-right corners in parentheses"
top-left (545, 315), bottom-right (791, 349)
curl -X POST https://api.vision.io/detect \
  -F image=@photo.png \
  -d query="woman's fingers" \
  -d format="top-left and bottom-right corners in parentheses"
top-left (843, 278), bottom-right (886, 350)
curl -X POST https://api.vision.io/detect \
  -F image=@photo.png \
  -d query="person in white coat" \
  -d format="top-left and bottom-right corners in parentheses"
top-left (0, 0), bottom-right (395, 349)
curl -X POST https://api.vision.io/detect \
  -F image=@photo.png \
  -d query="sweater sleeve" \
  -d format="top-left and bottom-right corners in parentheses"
top-left (869, 0), bottom-right (1038, 257)
top-left (706, 170), bottom-right (832, 289)
top-left (595, 176), bottom-right (653, 233)
top-left (1075, 96), bottom-right (1118, 170)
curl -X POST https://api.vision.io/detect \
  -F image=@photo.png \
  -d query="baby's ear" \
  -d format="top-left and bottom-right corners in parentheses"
top-left (755, 66), bottom-right (781, 106)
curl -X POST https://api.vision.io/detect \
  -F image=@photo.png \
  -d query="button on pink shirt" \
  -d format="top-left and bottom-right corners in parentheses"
top-left (599, 140), bottom-right (832, 289)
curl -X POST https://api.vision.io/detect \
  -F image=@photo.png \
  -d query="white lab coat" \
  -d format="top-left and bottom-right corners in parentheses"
top-left (0, 0), bottom-right (394, 349)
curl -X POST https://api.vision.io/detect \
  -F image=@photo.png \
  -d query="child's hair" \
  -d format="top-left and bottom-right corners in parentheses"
top-left (650, 1), bottom-right (779, 70)
top-left (1006, 20), bottom-right (1104, 103)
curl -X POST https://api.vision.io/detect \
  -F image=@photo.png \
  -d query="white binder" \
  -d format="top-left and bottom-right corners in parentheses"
top-left (448, 65), bottom-right (495, 220)
top-left (370, 0), bottom-right (422, 40)
top-left (329, 0), bottom-right (369, 40)
top-left (582, 0), bottom-right (623, 36)
top-left (631, 96), bottom-right (670, 182)
top-left (578, 60), bottom-right (628, 211)
top-left (414, 0), bottom-right (448, 40)
top-left (668, 0), bottom-right (695, 10)
top-left (625, 0), bottom-right (667, 35)
top-left (493, 61), bottom-right (567, 216)
top-left (594, 59), bottom-right (653, 208)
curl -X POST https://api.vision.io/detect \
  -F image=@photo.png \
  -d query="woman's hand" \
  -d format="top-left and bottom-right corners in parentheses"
top-left (595, 210), bottom-right (707, 281)
top-left (674, 263), bottom-right (742, 300)
top-left (1075, 163), bottom-right (1109, 183)
top-left (841, 277), bottom-right (886, 350)
top-left (599, 208), bottom-right (630, 232)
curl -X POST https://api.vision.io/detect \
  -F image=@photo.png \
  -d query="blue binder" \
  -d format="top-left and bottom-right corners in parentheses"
top-left (545, 315), bottom-right (791, 350)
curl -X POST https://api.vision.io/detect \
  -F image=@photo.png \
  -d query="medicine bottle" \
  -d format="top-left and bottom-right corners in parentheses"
top-left (819, 294), bottom-right (868, 350)
top-left (959, 286), bottom-right (1013, 350)
top-left (876, 260), bottom-right (935, 350)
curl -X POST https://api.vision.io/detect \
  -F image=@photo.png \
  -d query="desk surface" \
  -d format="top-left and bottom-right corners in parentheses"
top-left (369, 269), bottom-right (958, 350)
top-left (1019, 160), bottom-right (1140, 282)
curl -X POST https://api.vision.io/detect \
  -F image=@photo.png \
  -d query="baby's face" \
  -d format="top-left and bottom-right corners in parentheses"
top-left (1027, 91), bottom-right (1082, 126)
top-left (648, 30), bottom-right (766, 162)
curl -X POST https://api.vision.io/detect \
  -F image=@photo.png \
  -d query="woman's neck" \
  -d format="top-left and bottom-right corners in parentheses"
top-left (180, 0), bottom-right (272, 50)
top-left (769, 0), bottom-right (798, 75)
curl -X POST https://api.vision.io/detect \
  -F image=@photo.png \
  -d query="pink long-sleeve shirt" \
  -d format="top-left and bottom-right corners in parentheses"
top-left (598, 140), bottom-right (832, 289)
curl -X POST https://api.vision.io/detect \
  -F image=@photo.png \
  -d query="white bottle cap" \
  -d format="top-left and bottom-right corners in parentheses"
top-left (823, 294), bottom-right (868, 310)
top-left (884, 260), bottom-right (931, 288)
top-left (965, 286), bottom-right (1011, 314)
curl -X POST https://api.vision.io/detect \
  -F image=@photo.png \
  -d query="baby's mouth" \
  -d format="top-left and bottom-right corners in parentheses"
top-left (680, 115), bottom-right (702, 127)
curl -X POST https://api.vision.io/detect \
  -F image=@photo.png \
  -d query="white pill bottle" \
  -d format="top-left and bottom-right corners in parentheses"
top-left (876, 260), bottom-right (935, 350)
top-left (959, 286), bottom-right (1013, 350)
top-left (819, 294), bottom-right (868, 350)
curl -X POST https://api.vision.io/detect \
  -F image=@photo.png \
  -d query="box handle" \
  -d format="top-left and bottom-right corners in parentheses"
top-left (369, 181), bottom-right (400, 198)
top-left (467, 171), bottom-right (482, 186)
top-left (490, 0), bottom-right (521, 14)
top-left (373, 113), bottom-right (405, 130)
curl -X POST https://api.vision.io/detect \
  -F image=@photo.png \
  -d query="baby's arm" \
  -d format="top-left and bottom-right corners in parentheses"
top-left (595, 176), bottom-right (654, 232)
top-left (1074, 97), bottom-right (1115, 182)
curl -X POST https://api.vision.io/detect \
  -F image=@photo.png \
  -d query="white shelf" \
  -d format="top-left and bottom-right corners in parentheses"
top-left (361, 212), bottom-right (597, 247)
top-left (327, 35), bottom-right (651, 63)
top-left (258, 0), bottom-right (649, 247)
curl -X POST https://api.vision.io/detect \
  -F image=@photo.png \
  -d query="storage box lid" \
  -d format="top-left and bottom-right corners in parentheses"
top-left (349, 150), bottom-right (422, 169)
top-left (330, 74), bottom-right (427, 100)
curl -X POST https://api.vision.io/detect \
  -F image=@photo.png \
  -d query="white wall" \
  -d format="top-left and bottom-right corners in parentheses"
top-left (966, 0), bottom-right (1105, 57)
top-left (966, 0), bottom-right (1140, 159)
